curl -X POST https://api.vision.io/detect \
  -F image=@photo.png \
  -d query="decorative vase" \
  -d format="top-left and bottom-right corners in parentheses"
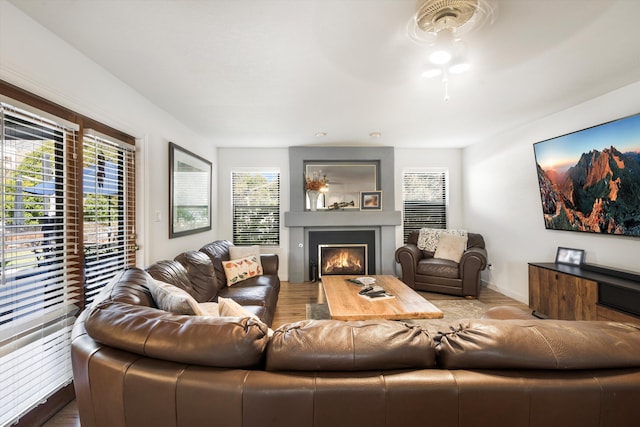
top-left (307, 190), bottom-right (319, 211)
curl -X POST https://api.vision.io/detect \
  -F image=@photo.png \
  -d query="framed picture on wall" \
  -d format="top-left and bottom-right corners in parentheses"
top-left (360, 191), bottom-right (382, 211)
top-left (169, 142), bottom-right (212, 238)
top-left (555, 247), bottom-right (585, 266)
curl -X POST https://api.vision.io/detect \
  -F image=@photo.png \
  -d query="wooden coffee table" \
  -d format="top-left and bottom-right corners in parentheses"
top-left (321, 275), bottom-right (444, 321)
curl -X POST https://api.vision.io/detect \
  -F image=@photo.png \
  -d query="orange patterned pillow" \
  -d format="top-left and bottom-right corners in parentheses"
top-left (223, 255), bottom-right (263, 286)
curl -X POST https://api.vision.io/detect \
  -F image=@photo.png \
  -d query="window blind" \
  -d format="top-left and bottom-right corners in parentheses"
top-left (402, 170), bottom-right (448, 242)
top-left (82, 133), bottom-right (136, 305)
top-left (231, 171), bottom-right (280, 246)
top-left (0, 102), bottom-right (80, 426)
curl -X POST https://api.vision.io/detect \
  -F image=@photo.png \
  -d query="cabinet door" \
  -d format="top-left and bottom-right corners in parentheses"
top-left (529, 265), bottom-right (558, 318)
top-left (557, 274), bottom-right (597, 320)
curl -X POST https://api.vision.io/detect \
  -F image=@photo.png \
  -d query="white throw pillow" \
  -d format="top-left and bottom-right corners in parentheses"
top-left (148, 279), bottom-right (199, 315)
top-left (196, 302), bottom-right (220, 317)
top-left (218, 297), bottom-right (257, 318)
top-left (218, 297), bottom-right (273, 336)
top-left (434, 233), bottom-right (468, 263)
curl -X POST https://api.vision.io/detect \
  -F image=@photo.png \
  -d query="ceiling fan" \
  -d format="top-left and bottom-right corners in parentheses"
top-left (408, 0), bottom-right (498, 100)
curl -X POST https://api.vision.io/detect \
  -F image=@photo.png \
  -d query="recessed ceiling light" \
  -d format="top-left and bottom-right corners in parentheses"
top-left (369, 132), bottom-right (382, 138)
top-left (315, 132), bottom-right (327, 137)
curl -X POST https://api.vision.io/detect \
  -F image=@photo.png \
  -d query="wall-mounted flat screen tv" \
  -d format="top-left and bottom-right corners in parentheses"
top-left (533, 113), bottom-right (640, 237)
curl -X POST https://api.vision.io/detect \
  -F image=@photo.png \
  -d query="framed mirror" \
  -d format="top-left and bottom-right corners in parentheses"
top-left (304, 162), bottom-right (378, 210)
top-left (169, 142), bottom-right (212, 238)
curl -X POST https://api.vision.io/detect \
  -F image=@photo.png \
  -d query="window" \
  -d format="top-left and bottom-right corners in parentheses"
top-left (82, 133), bottom-right (136, 305)
top-left (402, 169), bottom-right (448, 242)
top-left (0, 102), bottom-right (80, 426)
top-left (232, 170), bottom-right (280, 246)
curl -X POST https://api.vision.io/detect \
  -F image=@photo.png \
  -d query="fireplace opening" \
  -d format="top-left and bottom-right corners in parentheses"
top-left (308, 229), bottom-right (376, 280)
top-left (319, 244), bottom-right (367, 277)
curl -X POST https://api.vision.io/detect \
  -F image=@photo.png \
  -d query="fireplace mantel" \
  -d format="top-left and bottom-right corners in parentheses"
top-left (284, 210), bottom-right (401, 227)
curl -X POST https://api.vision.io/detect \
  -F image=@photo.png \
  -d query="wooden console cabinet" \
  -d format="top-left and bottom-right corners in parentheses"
top-left (529, 262), bottom-right (640, 322)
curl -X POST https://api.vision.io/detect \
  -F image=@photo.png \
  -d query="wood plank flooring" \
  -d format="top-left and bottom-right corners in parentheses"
top-left (43, 282), bottom-right (528, 426)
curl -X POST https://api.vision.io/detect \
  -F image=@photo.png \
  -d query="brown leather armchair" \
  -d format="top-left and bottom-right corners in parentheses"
top-left (395, 231), bottom-right (487, 298)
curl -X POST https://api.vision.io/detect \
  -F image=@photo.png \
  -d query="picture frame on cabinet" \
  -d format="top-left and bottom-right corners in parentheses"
top-left (555, 247), bottom-right (584, 266)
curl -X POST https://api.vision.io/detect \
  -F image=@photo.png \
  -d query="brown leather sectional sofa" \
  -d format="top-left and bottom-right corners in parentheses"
top-left (72, 241), bottom-right (640, 427)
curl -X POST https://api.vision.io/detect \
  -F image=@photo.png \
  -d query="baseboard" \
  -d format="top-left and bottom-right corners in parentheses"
top-left (482, 280), bottom-right (528, 304)
top-left (15, 382), bottom-right (75, 427)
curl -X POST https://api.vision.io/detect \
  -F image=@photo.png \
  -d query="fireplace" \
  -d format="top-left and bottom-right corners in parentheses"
top-left (319, 244), bottom-right (367, 277)
top-left (309, 230), bottom-right (375, 280)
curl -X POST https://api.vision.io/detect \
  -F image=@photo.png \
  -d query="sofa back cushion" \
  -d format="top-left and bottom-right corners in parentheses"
top-left (94, 267), bottom-right (156, 307)
top-left (85, 300), bottom-right (270, 368)
top-left (200, 240), bottom-right (234, 288)
top-left (436, 318), bottom-right (640, 369)
top-left (174, 250), bottom-right (222, 302)
top-left (266, 320), bottom-right (436, 371)
top-left (146, 259), bottom-right (195, 295)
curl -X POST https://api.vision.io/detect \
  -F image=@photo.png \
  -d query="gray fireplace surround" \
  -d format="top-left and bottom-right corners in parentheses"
top-left (284, 146), bottom-right (401, 283)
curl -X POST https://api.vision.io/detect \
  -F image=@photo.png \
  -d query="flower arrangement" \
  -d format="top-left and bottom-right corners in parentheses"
top-left (305, 172), bottom-right (327, 191)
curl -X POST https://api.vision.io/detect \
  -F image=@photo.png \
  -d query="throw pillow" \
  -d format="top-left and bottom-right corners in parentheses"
top-left (219, 297), bottom-right (273, 336)
top-left (434, 233), bottom-right (468, 263)
top-left (218, 297), bottom-right (257, 318)
top-left (229, 245), bottom-right (263, 270)
top-left (222, 255), bottom-right (263, 286)
top-left (196, 302), bottom-right (220, 317)
top-left (148, 279), bottom-right (199, 315)
top-left (417, 228), bottom-right (440, 252)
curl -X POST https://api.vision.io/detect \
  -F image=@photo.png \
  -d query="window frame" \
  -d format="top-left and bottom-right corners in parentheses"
top-left (0, 79), bottom-right (136, 424)
top-left (401, 168), bottom-right (449, 242)
top-left (231, 168), bottom-right (281, 247)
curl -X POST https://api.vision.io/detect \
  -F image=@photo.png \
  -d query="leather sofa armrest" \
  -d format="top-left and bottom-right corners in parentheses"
top-left (459, 247), bottom-right (487, 270)
top-left (395, 244), bottom-right (424, 288)
top-left (459, 246), bottom-right (488, 297)
top-left (260, 254), bottom-right (279, 275)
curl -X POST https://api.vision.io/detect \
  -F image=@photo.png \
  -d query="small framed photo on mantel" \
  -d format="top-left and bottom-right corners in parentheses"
top-left (555, 247), bottom-right (585, 266)
top-left (360, 191), bottom-right (382, 211)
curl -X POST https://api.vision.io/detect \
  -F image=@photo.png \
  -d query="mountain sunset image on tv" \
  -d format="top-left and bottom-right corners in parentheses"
top-left (533, 113), bottom-right (640, 237)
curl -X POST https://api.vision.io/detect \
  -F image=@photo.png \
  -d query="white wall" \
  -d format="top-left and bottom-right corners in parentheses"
top-left (0, 0), bottom-right (217, 265)
top-left (217, 148), bottom-right (289, 280)
top-left (464, 81), bottom-right (640, 303)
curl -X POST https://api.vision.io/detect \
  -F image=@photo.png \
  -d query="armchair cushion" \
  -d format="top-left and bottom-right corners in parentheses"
top-left (417, 258), bottom-right (459, 278)
top-left (434, 233), bottom-right (468, 262)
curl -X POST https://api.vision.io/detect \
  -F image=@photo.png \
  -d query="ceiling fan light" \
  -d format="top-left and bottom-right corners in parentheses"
top-left (422, 68), bottom-right (442, 78)
top-left (429, 49), bottom-right (452, 65)
top-left (449, 61), bottom-right (470, 74)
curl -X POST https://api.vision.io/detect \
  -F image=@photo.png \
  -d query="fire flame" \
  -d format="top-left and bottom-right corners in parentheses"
top-left (323, 249), bottom-right (363, 273)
